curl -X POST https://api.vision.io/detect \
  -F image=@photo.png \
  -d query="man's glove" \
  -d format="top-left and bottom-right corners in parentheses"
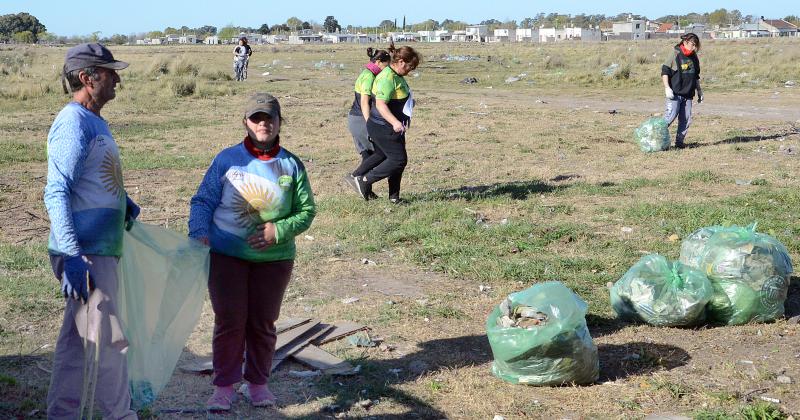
top-left (696, 87), bottom-right (704, 103)
top-left (664, 87), bottom-right (674, 100)
top-left (125, 195), bottom-right (140, 230)
top-left (63, 255), bottom-right (93, 304)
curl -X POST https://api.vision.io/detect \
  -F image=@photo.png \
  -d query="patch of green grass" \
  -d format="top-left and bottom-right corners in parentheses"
top-left (0, 141), bottom-right (46, 165)
top-left (693, 409), bottom-right (732, 420)
top-left (649, 377), bottom-right (693, 399)
top-left (121, 149), bottom-right (212, 170)
top-left (739, 401), bottom-right (786, 420)
top-left (0, 243), bottom-right (47, 271)
top-left (680, 170), bottom-right (724, 184)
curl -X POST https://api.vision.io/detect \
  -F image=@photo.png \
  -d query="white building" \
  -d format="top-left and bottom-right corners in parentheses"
top-left (612, 19), bottom-right (646, 40)
top-left (203, 35), bottom-right (220, 44)
top-left (465, 25), bottom-right (488, 42)
top-left (418, 30), bottom-right (452, 42)
top-left (492, 28), bottom-right (516, 42)
top-left (178, 35), bottom-right (197, 44)
top-left (515, 28), bottom-right (538, 42)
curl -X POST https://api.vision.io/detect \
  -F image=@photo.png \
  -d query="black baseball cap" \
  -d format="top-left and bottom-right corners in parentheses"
top-left (64, 43), bottom-right (129, 73)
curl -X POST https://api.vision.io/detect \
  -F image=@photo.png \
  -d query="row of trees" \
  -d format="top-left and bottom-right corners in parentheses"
top-left (0, 12), bottom-right (46, 43)
top-left (6, 10), bottom-right (800, 45)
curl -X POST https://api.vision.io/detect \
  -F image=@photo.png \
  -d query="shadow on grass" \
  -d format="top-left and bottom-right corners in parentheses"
top-left (784, 275), bottom-right (800, 318)
top-left (409, 180), bottom-right (565, 202)
top-left (586, 313), bottom-right (628, 339)
top-left (301, 334), bottom-right (492, 418)
top-left (692, 130), bottom-right (797, 149)
top-left (598, 342), bottom-right (690, 382)
top-left (0, 354), bottom-right (50, 419)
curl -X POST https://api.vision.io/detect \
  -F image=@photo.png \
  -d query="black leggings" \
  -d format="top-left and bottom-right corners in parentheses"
top-left (363, 120), bottom-right (407, 199)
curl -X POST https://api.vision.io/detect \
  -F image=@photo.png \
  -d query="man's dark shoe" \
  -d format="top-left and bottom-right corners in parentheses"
top-left (389, 197), bottom-right (405, 205)
top-left (367, 191), bottom-right (379, 200)
top-left (674, 141), bottom-right (686, 149)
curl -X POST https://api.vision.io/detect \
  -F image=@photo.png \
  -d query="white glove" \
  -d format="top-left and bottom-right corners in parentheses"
top-left (664, 87), bottom-right (674, 100)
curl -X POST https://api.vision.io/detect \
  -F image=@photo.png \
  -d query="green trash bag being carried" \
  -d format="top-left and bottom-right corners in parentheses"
top-left (634, 117), bottom-right (670, 152)
top-left (696, 224), bottom-right (793, 325)
top-left (610, 254), bottom-right (713, 326)
top-left (486, 281), bottom-right (599, 386)
top-left (117, 221), bottom-right (210, 408)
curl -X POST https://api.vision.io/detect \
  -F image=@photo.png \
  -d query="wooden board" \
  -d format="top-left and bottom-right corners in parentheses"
top-left (312, 322), bottom-right (368, 345)
top-left (291, 344), bottom-right (356, 375)
top-left (271, 323), bottom-right (332, 372)
top-left (275, 320), bottom-right (319, 351)
top-left (276, 317), bottom-right (312, 334)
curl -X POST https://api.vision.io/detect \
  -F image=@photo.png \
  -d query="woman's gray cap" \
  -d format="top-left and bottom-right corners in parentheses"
top-left (244, 93), bottom-right (281, 119)
top-left (64, 43), bottom-right (129, 73)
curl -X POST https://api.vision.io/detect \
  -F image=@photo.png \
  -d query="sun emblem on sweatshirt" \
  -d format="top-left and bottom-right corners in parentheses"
top-left (99, 150), bottom-right (124, 197)
top-left (232, 182), bottom-right (277, 228)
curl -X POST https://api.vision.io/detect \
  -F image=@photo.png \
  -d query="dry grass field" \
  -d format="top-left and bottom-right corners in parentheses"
top-left (1, 38), bottom-right (799, 419)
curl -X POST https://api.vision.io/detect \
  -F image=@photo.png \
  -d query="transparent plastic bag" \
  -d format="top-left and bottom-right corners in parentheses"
top-left (117, 221), bottom-right (210, 408)
top-left (611, 254), bottom-right (712, 326)
top-left (634, 117), bottom-right (670, 152)
top-left (679, 226), bottom-right (724, 269)
top-left (486, 281), bottom-right (598, 386)
top-left (698, 224), bottom-right (793, 325)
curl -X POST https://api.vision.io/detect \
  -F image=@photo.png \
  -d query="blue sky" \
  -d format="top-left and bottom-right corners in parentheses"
top-left (2, 0), bottom-right (797, 36)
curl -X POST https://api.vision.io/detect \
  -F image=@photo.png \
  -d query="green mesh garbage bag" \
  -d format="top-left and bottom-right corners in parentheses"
top-left (610, 254), bottom-right (712, 326)
top-left (487, 281), bottom-right (599, 386)
top-left (634, 117), bottom-right (670, 152)
top-left (698, 224), bottom-right (793, 325)
top-left (117, 221), bottom-right (210, 408)
top-left (679, 226), bottom-right (725, 269)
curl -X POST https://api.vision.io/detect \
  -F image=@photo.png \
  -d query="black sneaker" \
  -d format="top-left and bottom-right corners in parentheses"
top-left (353, 176), bottom-right (370, 200)
top-left (389, 197), bottom-right (404, 205)
top-left (674, 141), bottom-right (686, 149)
top-left (367, 191), bottom-right (379, 200)
top-left (342, 174), bottom-right (358, 193)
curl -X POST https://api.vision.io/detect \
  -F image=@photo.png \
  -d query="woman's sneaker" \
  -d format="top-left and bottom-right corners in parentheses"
top-left (206, 385), bottom-right (236, 411)
top-left (354, 176), bottom-right (372, 201)
top-left (242, 382), bottom-right (277, 407)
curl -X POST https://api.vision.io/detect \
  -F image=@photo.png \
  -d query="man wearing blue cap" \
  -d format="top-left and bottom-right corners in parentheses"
top-left (44, 43), bottom-right (139, 419)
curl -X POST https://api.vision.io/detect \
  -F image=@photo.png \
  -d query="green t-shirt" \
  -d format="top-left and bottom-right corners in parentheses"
top-left (350, 69), bottom-right (376, 116)
top-left (369, 66), bottom-right (410, 124)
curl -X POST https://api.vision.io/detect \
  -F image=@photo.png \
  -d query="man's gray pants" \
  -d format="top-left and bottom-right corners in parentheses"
top-left (664, 96), bottom-right (693, 145)
top-left (47, 255), bottom-right (137, 420)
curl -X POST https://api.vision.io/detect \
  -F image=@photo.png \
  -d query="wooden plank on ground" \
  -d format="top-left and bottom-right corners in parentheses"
top-left (271, 323), bottom-right (333, 372)
top-left (311, 322), bottom-right (368, 345)
top-left (291, 344), bottom-right (356, 375)
top-left (276, 317), bottom-right (312, 334)
top-left (275, 320), bottom-right (319, 352)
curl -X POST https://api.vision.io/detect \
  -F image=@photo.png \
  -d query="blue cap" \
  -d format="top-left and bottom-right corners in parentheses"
top-left (64, 43), bottom-right (129, 73)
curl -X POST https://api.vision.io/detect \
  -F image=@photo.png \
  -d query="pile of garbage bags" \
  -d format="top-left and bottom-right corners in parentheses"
top-left (634, 117), bottom-right (670, 152)
top-left (681, 224), bottom-right (792, 325)
top-left (611, 254), bottom-right (712, 326)
top-left (487, 282), bottom-right (599, 386)
top-left (610, 224), bottom-right (792, 326)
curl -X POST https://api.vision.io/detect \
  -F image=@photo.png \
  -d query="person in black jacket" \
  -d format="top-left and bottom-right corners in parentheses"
top-left (661, 33), bottom-right (702, 149)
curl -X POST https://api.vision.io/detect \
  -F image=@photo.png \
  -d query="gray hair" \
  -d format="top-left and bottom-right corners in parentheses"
top-left (61, 66), bottom-right (99, 94)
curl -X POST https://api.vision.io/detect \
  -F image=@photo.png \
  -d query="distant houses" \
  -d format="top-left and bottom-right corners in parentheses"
top-left (128, 16), bottom-right (798, 46)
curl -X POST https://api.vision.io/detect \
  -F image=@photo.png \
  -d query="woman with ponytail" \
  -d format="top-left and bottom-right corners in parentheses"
top-left (352, 44), bottom-right (420, 203)
top-left (345, 47), bottom-right (391, 198)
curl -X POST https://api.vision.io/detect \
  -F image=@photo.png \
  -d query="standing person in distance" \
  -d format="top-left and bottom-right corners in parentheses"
top-left (189, 93), bottom-right (316, 410)
top-left (44, 43), bottom-right (140, 419)
top-left (353, 44), bottom-right (421, 203)
top-left (344, 46), bottom-right (391, 199)
top-left (662, 32), bottom-right (702, 149)
top-left (233, 37), bottom-right (253, 81)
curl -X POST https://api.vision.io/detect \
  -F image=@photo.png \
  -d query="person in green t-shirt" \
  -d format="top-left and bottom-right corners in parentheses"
top-left (344, 47), bottom-right (390, 198)
top-left (352, 44), bottom-right (421, 204)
